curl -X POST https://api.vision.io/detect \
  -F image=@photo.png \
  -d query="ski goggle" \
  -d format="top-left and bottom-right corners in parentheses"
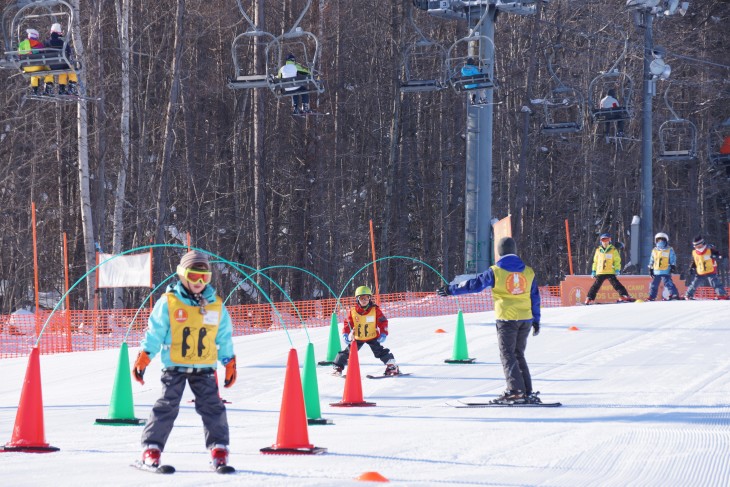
top-left (181, 267), bottom-right (211, 284)
top-left (600, 237), bottom-right (611, 242)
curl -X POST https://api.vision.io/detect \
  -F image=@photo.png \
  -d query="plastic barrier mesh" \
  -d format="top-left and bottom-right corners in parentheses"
top-left (1, 285), bottom-right (725, 359)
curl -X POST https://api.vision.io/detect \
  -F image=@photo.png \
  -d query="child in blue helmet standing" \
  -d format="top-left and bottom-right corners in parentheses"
top-left (585, 233), bottom-right (635, 305)
top-left (647, 232), bottom-right (680, 301)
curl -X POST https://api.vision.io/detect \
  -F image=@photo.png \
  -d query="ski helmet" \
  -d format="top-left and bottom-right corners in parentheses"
top-left (26, 28), bottom-right (39, 40)
top-left (286, 53), bottom-right (295, 61)
top-left (355, 285), bottom-right (372, 297)
top-left (654, 232), bottom-right (669, 243)
top-left (692, 235), bottom-right (705, 247)
top-left (50, 23), bottom-right (63, 34)
top-left (599, 233), bottom-right (611, 241)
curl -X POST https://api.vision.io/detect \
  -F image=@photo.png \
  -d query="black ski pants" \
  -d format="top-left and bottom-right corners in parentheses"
top-left (141, 368), bottom-right (229, 451)
top-left (587, 274), bottom-right (629, 300)
top-left (496, 319), bottom-right (533, 394)
top-left (333, 339), bottom-right (394, 369)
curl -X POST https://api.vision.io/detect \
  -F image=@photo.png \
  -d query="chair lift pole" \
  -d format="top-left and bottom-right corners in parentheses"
top-left (639, 11), bottom-right (654, 275)
top-left (463, 5), bottom-right (495, 274)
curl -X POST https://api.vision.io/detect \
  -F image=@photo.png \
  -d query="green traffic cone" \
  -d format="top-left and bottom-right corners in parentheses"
top-left (95, 342), bottom-right (145, 425)
top-left (318, 313), bottom-right (341, 366)
top-left (302, 343), bottom-right (332, 425)
top-left (445, 310), bottom-right (476, 364)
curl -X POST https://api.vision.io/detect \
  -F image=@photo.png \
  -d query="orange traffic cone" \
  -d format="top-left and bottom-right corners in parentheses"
top-left (330, 341), bottom-right (376, 407)
top-left (260, 348), bottom-right (326, 454)
top-left (2, 347), bottom-right (59, 452)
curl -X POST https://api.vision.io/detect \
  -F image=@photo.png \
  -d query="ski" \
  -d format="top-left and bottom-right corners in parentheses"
top-left (366, 373), bottom-right (412, 379)
top-left (132, 461), bottom-right (175, 474)
top-left (453, 400), bottom-right (561, 408)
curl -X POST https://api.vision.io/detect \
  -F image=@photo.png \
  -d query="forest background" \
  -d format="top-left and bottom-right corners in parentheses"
top-left (0, 0), bottom-right (728, 313)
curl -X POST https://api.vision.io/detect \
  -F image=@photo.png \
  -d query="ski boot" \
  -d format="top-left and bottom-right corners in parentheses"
top-left (142, 444), bottom-right (162, 467)
top-left (384, 360), bottom-right (399, 376)
top-left (619, 295), bottom-right (636, 303)
top-left (58, 85), bottom-right (68, 95)
top-left (211, 444), bottom-right (228, 468)
top-left (332, 365), bottom-right (344, 377)
top-left (43, 83), bottom-right (55, 96)
top-left (302, 103), bottom-right (312, 114)
top-left (292, 105), bottom-right (300, 115)
top-left (68, 81), bottom-right (79, 96)
top-left (584, 298), bottom-right (594, 305)
top-left (492, 390), bottom-right (526, 404)
top-left (525, 391), bottom-right (542, 404)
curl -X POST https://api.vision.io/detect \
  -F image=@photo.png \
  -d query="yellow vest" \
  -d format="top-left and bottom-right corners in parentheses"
top-left (651, 248), bottom-right (671, 271)
top-left (350, 307), bottom-right (379, 341)
top-left (167, 293), bottom-right (222, 365)
top-left (491, 265), bottom-right (535, 321)
top-left (692, 250), bottom-right (716, 276)
top-left (593, 246), bottom-right (620, 275)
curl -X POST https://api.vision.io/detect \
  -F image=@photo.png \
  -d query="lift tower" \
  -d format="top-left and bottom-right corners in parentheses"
top-left (414, 1), bottom-right (540, 274)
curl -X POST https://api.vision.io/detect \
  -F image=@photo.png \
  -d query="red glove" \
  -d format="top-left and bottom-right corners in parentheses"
top-left (223, 356), bottom-right (237, 388)
top-left (133, 351), bottom-right (151, 385)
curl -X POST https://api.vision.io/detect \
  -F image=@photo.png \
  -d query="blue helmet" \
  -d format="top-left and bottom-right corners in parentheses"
top-left (599, 233), bottom-right (611, 241)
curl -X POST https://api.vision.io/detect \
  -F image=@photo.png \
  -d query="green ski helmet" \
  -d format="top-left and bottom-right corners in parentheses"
top-left (355, 285), bottom-right (373, 297)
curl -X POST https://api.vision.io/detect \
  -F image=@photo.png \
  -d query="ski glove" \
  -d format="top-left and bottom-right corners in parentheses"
top-left (223, 356), bottom-right (237, 388)
top-left (648, 266), bottom-right (654, 278)
top-left (436, 286), bottom-right (451, 297)
top-left (343, 333), bottom-right (351, 345)
top-left (532, 321), bottom-right (540, 336)
top-left (377, 334), bottom-right (387, 344)
top-left (133, 350), bottom-right (151, 385)
top-left (615, 269), bottom-right (621, 276)
top-left (670, 264), bottom-right (677, 274)
top-left (591, 271), bottom-right (596, 278)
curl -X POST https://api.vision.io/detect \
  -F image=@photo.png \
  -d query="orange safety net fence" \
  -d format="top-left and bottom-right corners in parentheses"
top-left (0, 285), bottom-right (724, 359)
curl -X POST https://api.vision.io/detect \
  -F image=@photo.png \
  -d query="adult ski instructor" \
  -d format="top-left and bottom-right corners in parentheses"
top-left (437, 237), bottom-right (541, 404)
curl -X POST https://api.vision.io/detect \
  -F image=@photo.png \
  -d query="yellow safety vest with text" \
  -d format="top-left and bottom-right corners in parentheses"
top-left (491, 265), bottom-right (535, 321)
top-left (651, 248), bottom-right (671, 271)
top-left (167, 293), bottom-right (222, 365)
top-left (593, 246), bottom-right (621, 275)
top-left (692, 250), bottom-right (716, 276)
top-left (350, 307), bottom-right (379, 341)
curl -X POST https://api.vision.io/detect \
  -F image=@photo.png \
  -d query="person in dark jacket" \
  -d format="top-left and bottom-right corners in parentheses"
top-left (437, 237), bottom-right (541, 404)
top-left (43, 23), bottom-right (78, 95)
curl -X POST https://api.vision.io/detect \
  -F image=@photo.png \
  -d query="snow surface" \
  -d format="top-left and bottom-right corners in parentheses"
top-left (1, 301), bottom-right (729, 487)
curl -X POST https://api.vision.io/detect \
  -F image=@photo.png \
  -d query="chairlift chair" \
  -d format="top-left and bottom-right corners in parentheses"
top-left (400, 39), bottom-right (447, 93)
top-left (445, 32), bottom-right (495, 92)
top-left (267, 27), bottom-right (324, 98)
top-left (708, 118), bottom-right (730, 179)
top-left (538, 86), bottom-right (584, 135)
top-left (657, 119), bottom-right (697, 162)
top-left (227, 29), bottom-right (276, 90)
top-left (2, 0), bottom-right (80, 78)
top-left (657, 84), bottom-right (697, 162)
top-left (588, 69), bottom-right (633, 123)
